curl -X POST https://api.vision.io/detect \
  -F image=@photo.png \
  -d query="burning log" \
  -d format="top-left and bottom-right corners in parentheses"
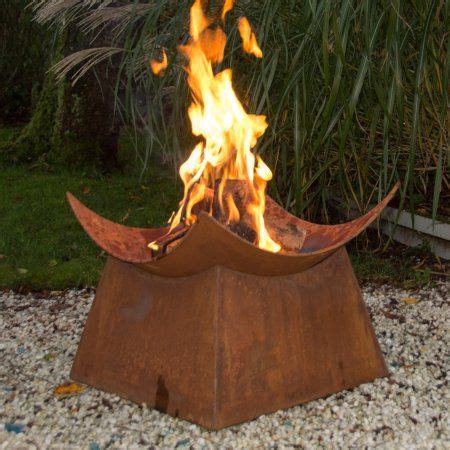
top-left (265, 220), bottom-right (306, 254)
top-left (212, 179), bottom-right (258, 244)
top-left (190, 184), bottom-right (213, 217)
top-left (149, 223), bottom-right (190, 259)
top-left (148, 184), bottom-right (213, 259)
top-left (149, 180), bottom-right (307, 257)
top-left (211, 179), bottom-right (306, 253)
top-left (265, 198), bottom-right (306, 254)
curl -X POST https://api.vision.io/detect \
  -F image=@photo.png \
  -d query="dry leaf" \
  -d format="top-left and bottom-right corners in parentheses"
top-left (401, 297), bottom-right (419, 305)
top-left (403, 279), bottom-right (417, 288)
top-left (382, 310), bottom-right (406, 323)
top-left (17, 268), bottom-right (28, 274)
top-left (54, 382), bottom-right (86, 396)
top-left (49, 290), bottom-right (63, 296)
top-left (121, 210), bottom-right (130, 222)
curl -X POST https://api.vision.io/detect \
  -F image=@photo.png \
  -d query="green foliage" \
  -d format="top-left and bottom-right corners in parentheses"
top-left (61, 0), bottom-right (445, 223)
top-left (5, 28), bottom-right (121, 169)
top-left (14, 0), bottom-right (450, 221)
top-left (0, 0), bottom-right (47, 123)
top-left (9, 70), bottom-right (61, 162)
top-left (349, 252), bottom-right (414, 284)
top-left (413, 268), bottom-right (431, 287)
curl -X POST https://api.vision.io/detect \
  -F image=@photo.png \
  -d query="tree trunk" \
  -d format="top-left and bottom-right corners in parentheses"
top-left (8, 31), bottom-right (120, 170)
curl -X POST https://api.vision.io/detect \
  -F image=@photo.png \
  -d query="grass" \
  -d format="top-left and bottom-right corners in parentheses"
top-left (350, 252), bottom-right (411, 284)
top-left (0, 156), bottom-right (179, 290)
top-left (350, 248), bottom-right (418, 286)
top-left (0, 126), bottom-right (22, 142)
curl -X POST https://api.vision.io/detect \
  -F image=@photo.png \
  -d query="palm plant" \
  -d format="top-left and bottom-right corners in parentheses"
top-left (32, 0), bottom-right (448, 224)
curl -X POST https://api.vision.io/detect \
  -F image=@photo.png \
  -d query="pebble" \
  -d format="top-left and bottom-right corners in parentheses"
top-left (0, 282), bottom-right (448, 448)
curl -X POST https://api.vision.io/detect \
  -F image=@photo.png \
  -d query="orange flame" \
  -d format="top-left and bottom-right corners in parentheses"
top-left (237, 17), bottom-right (262, 58)
top-left (169, 0), bottom-right (279, 253)
top-left (221, 0), bottom-right (234, 20)
top-left (150, 49), bottom-right (168, 76)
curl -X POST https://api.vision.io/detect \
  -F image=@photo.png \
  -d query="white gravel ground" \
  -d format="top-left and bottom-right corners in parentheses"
top-left (1, 282), bottom-right (449, 449)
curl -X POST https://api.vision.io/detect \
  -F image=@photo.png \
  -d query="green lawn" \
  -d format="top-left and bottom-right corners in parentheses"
top-left (0, 163), bottom-right (179, 290)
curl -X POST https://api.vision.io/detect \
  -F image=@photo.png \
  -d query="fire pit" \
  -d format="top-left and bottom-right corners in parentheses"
top-left (67, 0), bottom-right (400, 430)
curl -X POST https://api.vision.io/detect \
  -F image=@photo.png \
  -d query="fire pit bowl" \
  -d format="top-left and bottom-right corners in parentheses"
top-left (67, 183), bottom-right (398, 430)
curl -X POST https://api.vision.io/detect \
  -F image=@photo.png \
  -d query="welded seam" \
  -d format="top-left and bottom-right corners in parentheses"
top-left (212, 265), bottom-right (221, 427)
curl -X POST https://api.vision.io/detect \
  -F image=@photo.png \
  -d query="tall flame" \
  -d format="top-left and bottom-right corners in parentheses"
top-left (169, 0), bottom-right (280, 253)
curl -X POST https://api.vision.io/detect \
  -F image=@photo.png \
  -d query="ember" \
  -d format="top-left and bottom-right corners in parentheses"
top-left (151, 0), bottom-right (281, 254)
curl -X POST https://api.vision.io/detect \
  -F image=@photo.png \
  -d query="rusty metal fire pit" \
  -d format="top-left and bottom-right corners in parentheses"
top-left (67, 182), bottom-right (398, 430)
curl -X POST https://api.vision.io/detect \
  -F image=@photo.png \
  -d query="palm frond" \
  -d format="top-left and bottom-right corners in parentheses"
top-left (31, 0), bottom-right (113, 29)
top-left (52, 46), bottom-right (124, 84)
top-left (80, 4), bottom-right (154, 36)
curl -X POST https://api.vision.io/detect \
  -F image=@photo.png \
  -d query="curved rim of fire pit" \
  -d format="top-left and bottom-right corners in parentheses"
top-left (67, 182), bottom-right (399, 277)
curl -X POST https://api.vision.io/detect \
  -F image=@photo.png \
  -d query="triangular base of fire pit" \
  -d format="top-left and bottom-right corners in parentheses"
top-left (71, 247), bottom-right (388, 430)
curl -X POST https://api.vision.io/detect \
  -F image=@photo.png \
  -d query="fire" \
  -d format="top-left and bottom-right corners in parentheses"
top-left (237, 17), bottom-right (263, 58)
top-left (221, 0), bottom-right (234, 20)
top-left (160, 0), bottom-right (280, 253)
top-left (150, 49), bottom-right (168, 76)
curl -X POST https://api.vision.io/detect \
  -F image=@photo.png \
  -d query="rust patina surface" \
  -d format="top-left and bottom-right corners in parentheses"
top-left (71, 249), bottom-right (388, 429)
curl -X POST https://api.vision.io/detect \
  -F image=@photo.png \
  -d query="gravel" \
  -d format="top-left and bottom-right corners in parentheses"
top-left (1, 282), bottom-right (449, 449)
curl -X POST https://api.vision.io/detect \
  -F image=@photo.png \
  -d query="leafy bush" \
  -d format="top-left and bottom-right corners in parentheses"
top-left (32, 0), bottom-right (449, 221)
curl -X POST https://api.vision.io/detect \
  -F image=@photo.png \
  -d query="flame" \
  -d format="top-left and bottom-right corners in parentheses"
top-left (150, 49), bottom-right (168, 76)
top-left (237, 17), bottom-right (262, 58)
top-left (221, 0), bottom-right (234, 20)
top-left (169, 0), bottom-right (280, 253)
